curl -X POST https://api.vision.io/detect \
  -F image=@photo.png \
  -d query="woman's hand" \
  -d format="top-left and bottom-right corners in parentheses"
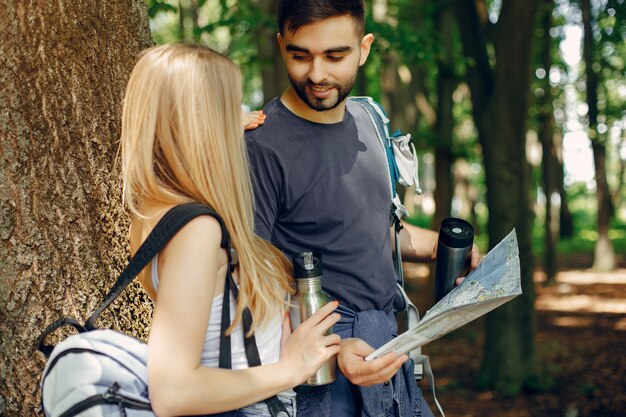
top-left (278, 301), bottom-right (341, 386)
top-left (242, 109), bottom-right (266, 130)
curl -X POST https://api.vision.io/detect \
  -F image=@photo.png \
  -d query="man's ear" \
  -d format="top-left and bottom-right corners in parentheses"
top-left (277, 32), bottom-right (284, 50)
top-left (359, 33), bottom-right (374, 66)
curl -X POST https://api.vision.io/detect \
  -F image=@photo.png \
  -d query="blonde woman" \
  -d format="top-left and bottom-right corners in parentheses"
top-left (120, 43), bottom-right (340, 417)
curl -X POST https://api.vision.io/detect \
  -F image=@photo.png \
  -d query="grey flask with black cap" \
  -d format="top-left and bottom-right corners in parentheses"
top-left (290, 251), bottom-right (337, 386)
top-left (434, 218), bottom-right (474, 303)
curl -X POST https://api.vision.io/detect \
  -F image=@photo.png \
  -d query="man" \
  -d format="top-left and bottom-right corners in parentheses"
top-left (245, 1), bottom-right (480, 416)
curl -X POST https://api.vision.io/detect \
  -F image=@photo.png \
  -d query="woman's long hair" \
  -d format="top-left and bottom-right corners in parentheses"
top-left (120, 43), bottom-right (293, 332)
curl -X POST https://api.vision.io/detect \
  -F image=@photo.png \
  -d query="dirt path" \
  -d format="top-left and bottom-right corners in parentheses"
top-left (404, 267), bottom-right (626, 417)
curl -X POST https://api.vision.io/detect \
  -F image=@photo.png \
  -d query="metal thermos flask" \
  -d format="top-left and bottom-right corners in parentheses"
top-left (434, 218), bottom-right (474, 303)
top-left (290, 251), bottom-right (337, 386)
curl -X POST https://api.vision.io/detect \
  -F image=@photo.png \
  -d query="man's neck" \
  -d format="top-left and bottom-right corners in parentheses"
top-left (280, 87), bottom-right (346, 124)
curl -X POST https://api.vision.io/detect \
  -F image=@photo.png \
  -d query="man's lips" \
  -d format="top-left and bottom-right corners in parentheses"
top-left (308, 84), bottom-right (335, 99)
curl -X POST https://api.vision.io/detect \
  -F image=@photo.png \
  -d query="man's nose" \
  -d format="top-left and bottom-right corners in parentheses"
top-left (307, 58), bottom-right (328, 84)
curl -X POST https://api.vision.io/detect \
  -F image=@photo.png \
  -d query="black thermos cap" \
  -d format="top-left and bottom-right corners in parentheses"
top-left (292, 251), bottom-right (323, 279)
top-left (439, 218), bottom-right (474, 248)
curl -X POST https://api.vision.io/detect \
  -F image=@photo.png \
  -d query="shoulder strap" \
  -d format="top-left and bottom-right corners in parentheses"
top-left (38, 202), bottom-right (230, 356)
top-left (349, 96), bottom-right (400, 194)
top-left (349, 97), bottom-right (423, 330)
top-left (85, 202), bottom-right (230, 330)
top-left (349, 98), bottom-right (424, 379)
top-left (218, 250), bottom-right (289, 417)
top-left (349, 96), bottom-right (405, 272)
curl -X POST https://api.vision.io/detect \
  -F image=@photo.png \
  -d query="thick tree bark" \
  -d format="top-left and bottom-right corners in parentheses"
top-left (0, 1), bottom-right (152, 415)
top-left (456, 0), bottom-right (539, 394)
top-left (581, 0), bottom-right (615, 271)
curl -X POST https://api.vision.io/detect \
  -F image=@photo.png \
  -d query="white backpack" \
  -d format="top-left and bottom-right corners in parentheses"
top-left (38, 203), bottom-right (290, 417)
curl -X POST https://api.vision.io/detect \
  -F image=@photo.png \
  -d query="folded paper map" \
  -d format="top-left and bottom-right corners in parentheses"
top-left (366, 228), bottom-right (522, 360)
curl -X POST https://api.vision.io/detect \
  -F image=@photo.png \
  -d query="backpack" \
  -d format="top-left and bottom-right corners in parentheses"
top-left (348, 96), bottom-right (422, 333)
top-left (37, 203), bottom-right (290, 417)
top-left (350, 97), bottom-right (448, 417)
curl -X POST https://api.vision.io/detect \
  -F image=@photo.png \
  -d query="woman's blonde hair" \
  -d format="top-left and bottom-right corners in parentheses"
top-left (120, 43), bottom-right (293, 332)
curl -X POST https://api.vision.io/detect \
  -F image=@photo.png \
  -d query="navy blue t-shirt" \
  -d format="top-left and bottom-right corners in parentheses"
top-left (246, 98), bottom-right (396, 313)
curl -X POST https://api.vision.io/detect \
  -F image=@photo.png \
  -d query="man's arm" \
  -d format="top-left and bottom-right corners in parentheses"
top-left (397, 223), bottom-right (438, 263)
top-left (398, 222), bottom-right (482, 275)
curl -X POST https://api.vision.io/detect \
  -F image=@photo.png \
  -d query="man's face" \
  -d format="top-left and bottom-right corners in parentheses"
top-left (278, 16), bottom-right (373, 112)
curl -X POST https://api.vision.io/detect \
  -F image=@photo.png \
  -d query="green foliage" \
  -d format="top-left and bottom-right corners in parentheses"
top-left (146, 0), bottom-right (176, 18)
top-left (532, 182), bottom-right (626, 256)
top-left (146, 0), bottom-right (272, 106)
top-left (145, 0), bottom-right (625, 270)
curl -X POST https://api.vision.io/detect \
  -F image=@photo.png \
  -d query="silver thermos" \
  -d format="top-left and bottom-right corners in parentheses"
top-left (290, 251), bottom-right (337, 386)
top-left (434, 218), bottom-right (474, 303)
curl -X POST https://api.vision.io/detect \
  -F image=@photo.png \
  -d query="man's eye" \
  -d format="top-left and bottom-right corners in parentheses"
top-left (327, 55), bottom-right (344, 62)
top-left (292, 55), bottom-right (308, 61)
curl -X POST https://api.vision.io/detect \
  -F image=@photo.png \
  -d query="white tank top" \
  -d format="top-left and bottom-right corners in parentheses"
top-left (151, 256), bottom-right (282, 369)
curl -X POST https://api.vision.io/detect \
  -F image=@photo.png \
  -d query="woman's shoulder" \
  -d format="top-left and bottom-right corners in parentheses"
top-left (130, 203), bottom-right (224, 255)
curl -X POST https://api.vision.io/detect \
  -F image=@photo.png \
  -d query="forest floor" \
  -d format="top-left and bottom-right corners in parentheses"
top-left (404, 260), bottom-right (626, 417)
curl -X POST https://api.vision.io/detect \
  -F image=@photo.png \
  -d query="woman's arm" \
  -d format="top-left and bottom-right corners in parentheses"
top-left (147, 216), bottom-right (340, 417)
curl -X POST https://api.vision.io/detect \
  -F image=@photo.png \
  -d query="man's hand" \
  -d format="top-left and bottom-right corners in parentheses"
top-left (337, 338), bottom-right (408, 387)
top-left (454, 243), bottom-right (482, 285)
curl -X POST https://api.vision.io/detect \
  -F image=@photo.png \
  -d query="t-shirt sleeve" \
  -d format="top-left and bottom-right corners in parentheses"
top-left (246, 138), bottom-right (283, 241)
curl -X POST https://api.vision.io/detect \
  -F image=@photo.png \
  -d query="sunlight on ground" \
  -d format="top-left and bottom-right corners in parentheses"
top-left (535, 269), bottom-right (626, 330)
top-left (536, 294), bottom-right (626, 314)
top-left (550, 269), bottom-right (626, 285)
top-left (550, 316), bottom-right (595, 327)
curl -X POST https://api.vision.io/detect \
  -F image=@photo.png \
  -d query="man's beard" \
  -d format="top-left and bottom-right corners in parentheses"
top-left (288, 75), bottom-right (356, 112)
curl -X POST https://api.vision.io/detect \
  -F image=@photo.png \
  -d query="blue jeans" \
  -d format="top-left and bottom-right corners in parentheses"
top-left (296, 304), bottom-right (435, 417)
top-left (209, 391), bottom-right (296, 417)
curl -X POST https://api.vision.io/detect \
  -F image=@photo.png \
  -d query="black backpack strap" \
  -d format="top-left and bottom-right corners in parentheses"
top-left (85, 202), bottom-right (229, 330)
top-left (218, 266), bottom-right (290, 417)
top-left (37, 202), bottom-right (229, 356)
top-left (37, 318), bottom-right (87, 357)
top-left (219, 274), bottom-right (233, 369)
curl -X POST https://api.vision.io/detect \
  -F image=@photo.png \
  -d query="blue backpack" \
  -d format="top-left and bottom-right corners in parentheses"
top-left (348, 97), bottom-right (422, 327)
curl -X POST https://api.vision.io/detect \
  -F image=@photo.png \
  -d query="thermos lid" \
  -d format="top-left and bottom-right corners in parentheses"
top-left (439, 217), bottom-right (474, 248)
top-left (292, 251), bottom-right (323, 279)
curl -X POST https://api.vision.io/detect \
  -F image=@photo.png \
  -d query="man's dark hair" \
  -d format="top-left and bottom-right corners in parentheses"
top-left (277, 0), bottom-right (365, 36)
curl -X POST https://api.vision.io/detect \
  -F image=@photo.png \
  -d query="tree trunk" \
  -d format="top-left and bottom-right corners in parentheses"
top-left (178, 0), bottom-right (187, 41)
top-left (456, 0), bottom-right (539, 394)
top-left (191, 0), bottom-right (200, 43)
top-left (581, 0), bottom-right (615, 271)
top-left (538, 0), bottom-right (558, 284)
top-left (254, 0), bottom-right (288, 103)
top-left (0, 2), bottom-right (152, 415)
top-left (558, 128), bottom-right (575, 239)
top-left (433, 1), bottom-right (457, 230)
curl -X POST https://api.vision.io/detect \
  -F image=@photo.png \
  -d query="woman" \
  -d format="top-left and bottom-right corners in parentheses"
top-left (120, 43), bottom-right (340, 417)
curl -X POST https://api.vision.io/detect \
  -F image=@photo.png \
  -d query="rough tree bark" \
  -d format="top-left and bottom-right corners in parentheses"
top-left (455, 0), bottom-right (539, 394)
top-left (0, 1), bottom-right (152, 415)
